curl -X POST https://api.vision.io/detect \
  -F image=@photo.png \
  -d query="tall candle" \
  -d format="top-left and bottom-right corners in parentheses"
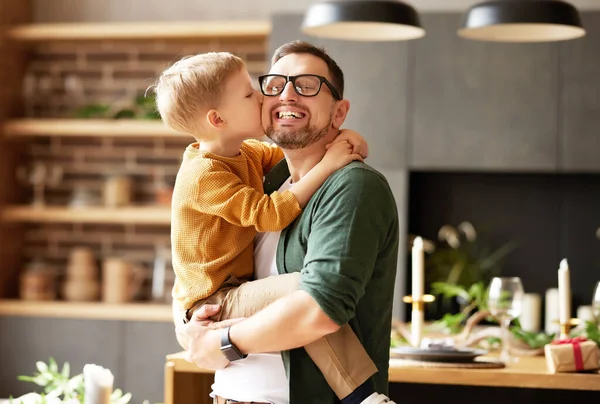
top-left (411, 237), bottom-right (424, 300)
top-left (411, 237), bottom-right (425, 347)
top-left (558, 258), bottom-right (571, 325)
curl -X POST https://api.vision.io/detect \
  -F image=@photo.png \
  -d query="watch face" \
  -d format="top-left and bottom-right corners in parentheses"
top-left (221, 344), bottom-right (245, 361)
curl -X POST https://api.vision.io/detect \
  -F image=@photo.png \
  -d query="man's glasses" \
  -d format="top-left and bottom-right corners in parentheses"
top-left (258, 74), bottom-right (342, 100)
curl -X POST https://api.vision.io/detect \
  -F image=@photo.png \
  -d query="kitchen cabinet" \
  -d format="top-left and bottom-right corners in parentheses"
top-left (409, 14), bottom-right (560, 171)
top-left (559, 12), bottom-right (600, 172)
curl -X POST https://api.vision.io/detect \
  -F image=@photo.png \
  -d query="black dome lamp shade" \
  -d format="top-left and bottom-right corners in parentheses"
top-left (458, 0), bottom-right (585, 43)
top-left (301, 0), bottom-right (425, 42)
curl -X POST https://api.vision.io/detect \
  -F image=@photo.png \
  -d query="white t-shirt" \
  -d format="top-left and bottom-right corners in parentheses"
top-left (210, 179), bottom-right (292, 404)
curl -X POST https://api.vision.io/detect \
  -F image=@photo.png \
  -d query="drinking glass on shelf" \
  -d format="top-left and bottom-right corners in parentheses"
top-left (487, 277), bottom-right (524, 363)
top-left (592, 281), bottom-right (600, 324)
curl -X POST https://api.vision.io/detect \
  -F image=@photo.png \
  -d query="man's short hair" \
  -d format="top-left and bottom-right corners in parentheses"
top-left (271, 41), bottom-right (344, 99)
top-left (153, 52), bottom-right (245, 134)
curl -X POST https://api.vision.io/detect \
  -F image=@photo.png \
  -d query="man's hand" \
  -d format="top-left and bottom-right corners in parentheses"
top-left (176, 304), bottom-right (245, 370)
top-left (327, 129), bottom-right (369, 159)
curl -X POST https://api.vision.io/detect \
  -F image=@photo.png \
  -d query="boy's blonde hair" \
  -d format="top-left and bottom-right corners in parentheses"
top-left (154, 52), bottom-right (245, 135)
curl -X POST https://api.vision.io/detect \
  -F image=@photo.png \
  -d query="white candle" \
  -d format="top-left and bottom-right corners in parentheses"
top-left (411, 237), bottom-right (424, 300)
top-left (576, 305), bottom-right (595, 323)
top-left (411, 237), bottom-right (425, 347)
top-left (544, 288), bottom-right (560, 334)
top-left (520, 293), bottom-right (541, 333)
top-left (558, 258), bottom-right (571, 325)
top-left (84, 364), bottom-right (113, 404)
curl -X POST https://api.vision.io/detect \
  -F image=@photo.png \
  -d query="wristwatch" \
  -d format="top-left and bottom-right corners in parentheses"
top-left (220, 326), bottom-right (247, 361)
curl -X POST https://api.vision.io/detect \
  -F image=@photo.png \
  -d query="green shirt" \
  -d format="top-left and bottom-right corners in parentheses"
top-left (264, 160), bottom-right (400, 404)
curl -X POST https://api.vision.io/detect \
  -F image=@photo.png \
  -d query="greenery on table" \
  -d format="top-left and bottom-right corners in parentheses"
top-left (9, 358), bottom-right (142, 404)
top-left (509, 322), bottom-right (555, 349)
top-left (571, 320), bottom-right (600, 347)
top-left (430, 281), bottom-right (488, 334)
top-left (426, 222), bottom-right (517, 288)
top-left (74, 94), bottom-right (161, 120)
top-left (430, 281), bottom-right (560, 351)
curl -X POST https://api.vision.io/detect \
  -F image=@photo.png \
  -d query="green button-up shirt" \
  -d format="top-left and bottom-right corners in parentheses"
top-left (264, 160), bottom-right (400, 404)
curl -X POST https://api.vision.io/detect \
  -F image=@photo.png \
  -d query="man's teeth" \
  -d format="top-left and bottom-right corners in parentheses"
top-left (277, 111), bottom-right (305, 119)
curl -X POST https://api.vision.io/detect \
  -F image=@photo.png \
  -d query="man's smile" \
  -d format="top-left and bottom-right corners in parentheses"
top-left (272, 106), bottom-right (308, 125)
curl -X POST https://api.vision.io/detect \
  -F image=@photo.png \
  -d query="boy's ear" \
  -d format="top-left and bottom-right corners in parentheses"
top-left (206, 109), bottom-right (226, 130)
top-left (331, 99), bottom-right (350, 130)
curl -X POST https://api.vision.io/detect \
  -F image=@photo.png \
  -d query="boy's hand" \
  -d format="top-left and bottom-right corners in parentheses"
top-left (326, 129), bottom-right (369, 159)
top-left (320, 140), bottom-right (364, 172)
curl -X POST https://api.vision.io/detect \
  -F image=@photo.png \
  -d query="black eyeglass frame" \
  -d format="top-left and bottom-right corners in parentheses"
top-left (258, 74), bottom-right (342, 101)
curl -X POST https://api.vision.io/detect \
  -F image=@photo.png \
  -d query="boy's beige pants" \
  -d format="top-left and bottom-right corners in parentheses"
top-left (175, 273), bottom-right (377, 399)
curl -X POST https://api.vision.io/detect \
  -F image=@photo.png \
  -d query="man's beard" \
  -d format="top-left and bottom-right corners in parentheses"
top-left (265, 114), bottom-right (333, 149)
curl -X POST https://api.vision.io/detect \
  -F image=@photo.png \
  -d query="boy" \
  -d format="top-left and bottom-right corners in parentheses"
top-left (155, 52), bottom-right (379, 403)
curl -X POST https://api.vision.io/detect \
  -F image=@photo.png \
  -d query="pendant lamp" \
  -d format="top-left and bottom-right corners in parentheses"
top-left (458, 0), bottom-right (585, 43)
top-left (301, 0), bottom-right (425, 42)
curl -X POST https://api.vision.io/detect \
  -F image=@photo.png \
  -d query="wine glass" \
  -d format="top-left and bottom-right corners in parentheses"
top-left (486, 277), bottom-right (524, 363)
top-left (592, 281), bottom-right (600, 324)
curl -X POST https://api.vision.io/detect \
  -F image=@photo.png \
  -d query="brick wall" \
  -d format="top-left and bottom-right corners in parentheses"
top-left (24, 40), bottom-right (267, 117)
top-left (15, 37), bottom-right (267, 301)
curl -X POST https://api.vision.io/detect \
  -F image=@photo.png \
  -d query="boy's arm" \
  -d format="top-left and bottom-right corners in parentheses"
top-left (194, 164), bottom-right (300, 232)
top-left (244, 139), bottom-right (285, 173)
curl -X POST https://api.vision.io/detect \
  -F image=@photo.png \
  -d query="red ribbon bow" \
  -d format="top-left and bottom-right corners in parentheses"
top-left (552, 336), bottom-right (588, 371)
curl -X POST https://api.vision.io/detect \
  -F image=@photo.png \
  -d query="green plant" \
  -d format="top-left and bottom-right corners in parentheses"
top-left (509, 321), bottom-right (555, 349)
top-left (571, 320), bottom-right (600, 347)
top-left (9, 358), bottom-right (135, 404)
top-left (426, 222), bottom-right (517, 288)
top-left (430, 281), bottom-right (488, 333)
top-left (74, 94), bottom-right (161, 120)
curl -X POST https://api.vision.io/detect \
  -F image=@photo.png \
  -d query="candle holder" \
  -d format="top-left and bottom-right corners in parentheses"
top-left (403, 294), bottom-right (436, 347)
top-left (554, 318), bottom-right (581, 339)
top-left (402, 294), bottom-right (436, 310)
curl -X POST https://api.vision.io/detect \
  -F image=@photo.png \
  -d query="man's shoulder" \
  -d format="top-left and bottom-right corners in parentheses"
top-left (311, 161), bottom-right (397, 215)
top-left (326, 161), bottom-right (392, 192)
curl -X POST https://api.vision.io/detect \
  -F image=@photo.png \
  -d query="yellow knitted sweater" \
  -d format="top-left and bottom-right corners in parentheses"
top-left (171, 139), bottom-right (301, 309)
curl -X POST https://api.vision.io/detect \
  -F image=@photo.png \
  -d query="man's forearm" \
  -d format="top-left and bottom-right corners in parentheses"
top-left (228, 290), bottom-right (340, 354)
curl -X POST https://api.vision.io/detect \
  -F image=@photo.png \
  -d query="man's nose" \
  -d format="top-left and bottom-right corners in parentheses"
top-left (279, 80), bottom-right (297, 102)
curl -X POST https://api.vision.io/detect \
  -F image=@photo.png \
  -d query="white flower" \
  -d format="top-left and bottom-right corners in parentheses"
top-left (438, 225), bottom-right (460, 248)
top-left (458, 221), bottom-right (477, 242)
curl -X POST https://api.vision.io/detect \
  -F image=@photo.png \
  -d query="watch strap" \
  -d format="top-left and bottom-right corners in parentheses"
top-left (220, 326), bottom-right (247, 361)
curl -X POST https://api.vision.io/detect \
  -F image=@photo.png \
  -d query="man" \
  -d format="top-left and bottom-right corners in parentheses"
top-left (177, 40), bottom-right (400, 404)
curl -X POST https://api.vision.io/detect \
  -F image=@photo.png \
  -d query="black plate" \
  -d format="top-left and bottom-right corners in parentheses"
top-left (390, 347), bottom-right (488, 363)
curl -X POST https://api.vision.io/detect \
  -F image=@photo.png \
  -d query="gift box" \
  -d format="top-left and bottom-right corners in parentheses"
top-left (544, 336), bottom-right (600, 373)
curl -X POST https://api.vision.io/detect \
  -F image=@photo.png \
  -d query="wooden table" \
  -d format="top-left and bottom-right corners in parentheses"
top-left (164, 352), bottom-right (600, 404)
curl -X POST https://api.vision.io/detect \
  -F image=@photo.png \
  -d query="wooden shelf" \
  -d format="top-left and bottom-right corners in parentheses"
top-left (2, 206), bottom-right (171, 225)
top-left (4, 119), bottom-right (189, 139)
top-left (0, 300), bottom-right (173, 322)
top-left (7, 21), bottom-right (271, 42)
